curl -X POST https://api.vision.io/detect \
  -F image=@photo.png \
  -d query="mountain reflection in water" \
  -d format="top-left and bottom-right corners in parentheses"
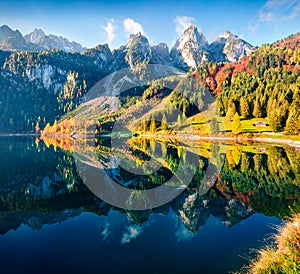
top-left (0, 136), bottom-right (299, 274)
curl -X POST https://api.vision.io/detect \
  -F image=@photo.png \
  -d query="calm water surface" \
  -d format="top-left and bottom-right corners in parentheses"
top-left (0, 136), bottom-right (299, 274)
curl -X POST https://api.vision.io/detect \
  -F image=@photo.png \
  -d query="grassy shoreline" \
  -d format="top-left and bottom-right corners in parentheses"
top-left (239, 214), bottom-right (300, 274)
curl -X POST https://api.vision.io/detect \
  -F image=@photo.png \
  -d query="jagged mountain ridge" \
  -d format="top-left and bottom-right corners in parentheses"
top-left (24, 28), bottom-right (85, 52)
top-left (0, 25), bottom-right (85, 52)
top-left (0, 24), bottom-right (255, 70)
top-left (88, 25), bottom-right (255, 71)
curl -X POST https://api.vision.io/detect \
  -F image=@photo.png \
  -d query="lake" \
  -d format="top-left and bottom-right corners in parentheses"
top-left (0, 136), bottom-right (299, 274)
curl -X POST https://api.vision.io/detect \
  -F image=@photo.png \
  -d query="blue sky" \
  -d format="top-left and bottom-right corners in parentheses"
top-left (0, 0), bottom-right (300, 49)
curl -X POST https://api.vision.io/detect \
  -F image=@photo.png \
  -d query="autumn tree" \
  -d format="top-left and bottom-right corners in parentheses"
top-left (226, 100), bottom-right (236, 121)
top-left (269, 110), bottom-right (284, 132)
top-left (240, 97), bottom-right (250, 118)
top-left (285, 101), bottom-right (300, 135)
top-left (161, 114), bottom-right (168, 131)
top-left (253, 98), bottom-right (263, 118)
top-left (232, 113), bottom-right (243, 134)
top-left (177, 114), bottom-right (182, 127)
top-left (150, 116), bottom-right (156, 134)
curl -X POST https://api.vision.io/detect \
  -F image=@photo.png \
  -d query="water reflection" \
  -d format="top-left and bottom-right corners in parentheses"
top-left (0, 136), bottom-right (299, 234)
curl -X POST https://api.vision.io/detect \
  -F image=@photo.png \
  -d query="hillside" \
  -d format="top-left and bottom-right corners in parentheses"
top-left (0, 49), bottom-right (107, 132)
top-left (193, 32), bottom-right (300, 135)
top-left (41, 32), bottom-right (300, 137)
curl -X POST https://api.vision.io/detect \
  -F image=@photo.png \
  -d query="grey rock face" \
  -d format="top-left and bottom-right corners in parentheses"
top-left (208, 31), bottom-right (256, 62)
top-left (24, 28), bottom-right (85, 52)
top-left (170, 25), bottom-right (209, 70)
top-left (0, 25), bottom-right (85, 52)
top-left (0, 24), bottom-right (256, 71)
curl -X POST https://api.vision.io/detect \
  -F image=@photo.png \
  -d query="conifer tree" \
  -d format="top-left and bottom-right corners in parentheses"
top-left (150, 116), bottom-right (156, 134)
top-left (285, 101), bottom-right (300, 135)
top-left (253, 98), bottom-right (263, 118)
top-left (161, 114), bottom-right (168, 131)
top-left (240, 97), bottom-right (250, 118)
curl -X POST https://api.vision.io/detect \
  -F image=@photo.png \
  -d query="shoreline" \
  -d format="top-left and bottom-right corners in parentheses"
top-left (2, 132), bottom-right (300, 147)
top-left (155, 134), bottom-right (300, 147)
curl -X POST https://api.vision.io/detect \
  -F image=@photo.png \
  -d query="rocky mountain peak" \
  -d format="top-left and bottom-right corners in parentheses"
top-left (0, 25), bottom-right (22, 40)
top-left (0, 23), bottom-right (256, 71)
top-left (0, 24), bottom-right (27, 50)
top-left (25, 28), bottom-right (46, 44)
top-left (179, 24), bottom-right (208, 50)
top-left (0, 24), bottom-right (12, 31)
top-left (126, 32), bottom-right (150, 49)
top-left (208, 30), bottom-right (256, 62)
top-left (124, 32), bottom-right (152, 67)
top-left (170, 24), bottom-right (208, 70)
top-left (152, 43), bottom-right (170, 63)
top-left (218, 30), bottom-right (233, 39)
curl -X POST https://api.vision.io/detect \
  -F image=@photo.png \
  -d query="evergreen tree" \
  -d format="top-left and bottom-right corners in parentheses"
top-left (232, 113), bottom-right (243, 134)
top-left (269, 110), bottom-right (284, 132)
top-left (253, 98), bottom-right (263, 118)
top-left (161, 114), bottom-right (168, 131)
top-left (150, 116), bottom-right (156, 134)
top-left (285, 101), bottom-right (300, 135)
top-left (240, 97), bottom-right (250, 118)
top-left (177, 114), bottom-right (182, 127)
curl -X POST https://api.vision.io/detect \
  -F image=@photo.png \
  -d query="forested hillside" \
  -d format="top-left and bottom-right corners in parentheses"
top-left (194, 32), bottom-right (300, 134)
top-left (0, 49), bottom-right (107, 132)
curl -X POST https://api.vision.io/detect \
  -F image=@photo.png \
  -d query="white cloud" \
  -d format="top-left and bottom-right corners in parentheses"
top-left (121, 225), bottom-right (143, 244)
top-left (174, 16), bottom-right (196, 36)
top-left (101, 223), bottom-right (111, 242)
top-left (102, 18), bottom-right (116, 44)
top-left (259, 11), bottom-right (274, 22)
top-left (123, 18), bottom-right (145, 35)
top-left (175, 222), bottom-right (195, 242)
top-left (259, 0), bottom-right (300, 23)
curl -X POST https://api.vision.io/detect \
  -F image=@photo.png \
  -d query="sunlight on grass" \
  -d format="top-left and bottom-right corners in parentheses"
top-left (238, 214), bottom-right (300, 274)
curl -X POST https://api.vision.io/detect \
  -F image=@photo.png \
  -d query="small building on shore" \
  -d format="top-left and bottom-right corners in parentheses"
top-left (253, 121), bottom-right (268, 127)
